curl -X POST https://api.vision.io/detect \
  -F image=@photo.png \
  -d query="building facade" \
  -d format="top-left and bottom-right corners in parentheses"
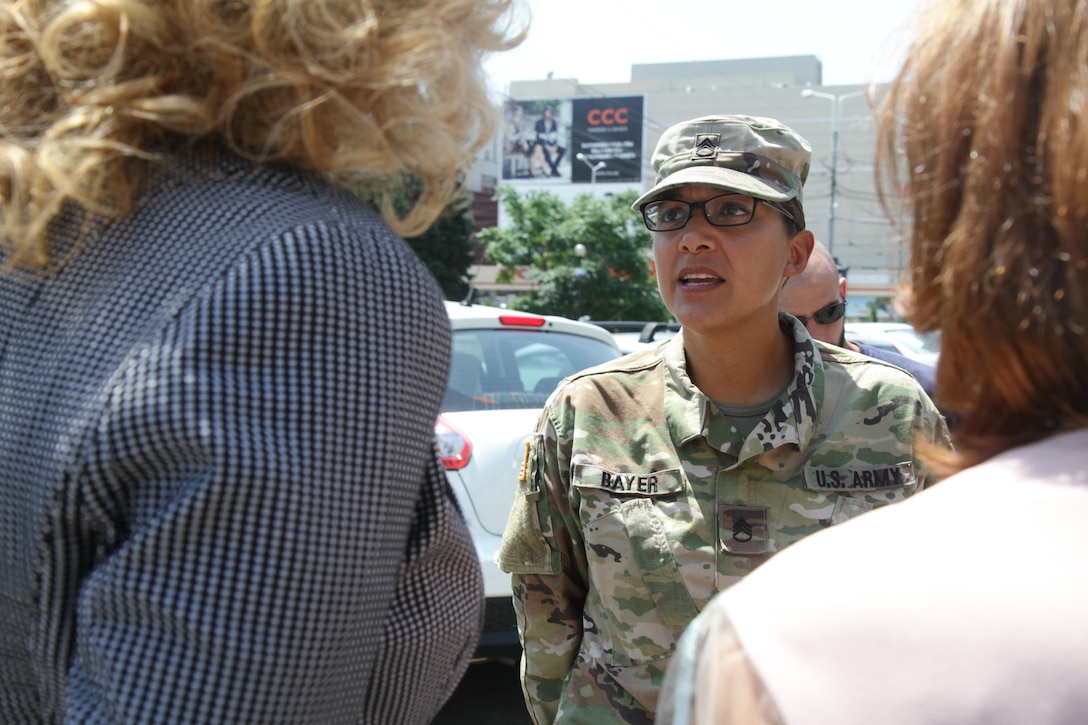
top-left (472, 55), bottom-right (907, 319)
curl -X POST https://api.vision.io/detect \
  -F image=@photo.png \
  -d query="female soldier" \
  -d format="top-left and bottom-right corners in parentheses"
top-left (500, 115), bottom-right (946, 724)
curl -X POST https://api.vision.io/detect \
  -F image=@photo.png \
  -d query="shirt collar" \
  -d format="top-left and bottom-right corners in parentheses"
top-left (662, 313), bottom-right (822, 460)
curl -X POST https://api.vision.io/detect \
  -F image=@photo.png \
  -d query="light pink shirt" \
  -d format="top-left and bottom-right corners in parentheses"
top-left (660, 428), bottom-right (1088, 725)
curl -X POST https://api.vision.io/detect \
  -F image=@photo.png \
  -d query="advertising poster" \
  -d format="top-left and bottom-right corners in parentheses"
top-left (570, 96), bottom-right (644, 183)
top-left (501, 99), bottom-right (572, 180)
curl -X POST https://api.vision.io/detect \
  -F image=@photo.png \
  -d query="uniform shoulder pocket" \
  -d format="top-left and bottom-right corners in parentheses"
top-left (498, 435), bottom-right (561, 574)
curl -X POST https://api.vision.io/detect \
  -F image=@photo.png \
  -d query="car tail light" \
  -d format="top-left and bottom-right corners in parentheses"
top-left (499, 314), bottom-right (546, 328)
top-left (435, 415), bottom-right (472, 470)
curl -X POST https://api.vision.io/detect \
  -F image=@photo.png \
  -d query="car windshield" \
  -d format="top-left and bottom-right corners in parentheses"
top-left (442, 329), bottom-right (618, 412)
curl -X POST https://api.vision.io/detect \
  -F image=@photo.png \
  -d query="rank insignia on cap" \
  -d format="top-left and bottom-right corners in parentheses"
top-left (718, 505), bottom-right (770, 555)
top-left (691, 134), bottom-right (720, 160)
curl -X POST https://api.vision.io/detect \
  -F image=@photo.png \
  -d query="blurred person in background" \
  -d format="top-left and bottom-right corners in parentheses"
top-left (657, 0), bottom-right (1088, 723)
top-left (780, 240), bottom-right (936, 397)
top-left (499, 114), bottom-right (947, 725)
top-left (0, 0), bottom-right (521, 722)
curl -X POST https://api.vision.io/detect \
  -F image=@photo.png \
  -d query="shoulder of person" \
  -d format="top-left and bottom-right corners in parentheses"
top-left (542, 345), bottom-right (666, 419)
top-left (571, 344), bottom-right (665, 382)
top-left (816, 340), bottom-right (923, 385)
top-left (853, 342), bottom-right (936, 393)
top-left (814, 340), bottom-right (938, 422)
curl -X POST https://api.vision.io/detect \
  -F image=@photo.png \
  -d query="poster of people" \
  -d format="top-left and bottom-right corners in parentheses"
top-left (501, 100), bottom-right (571, 179)
top-left (501, 96), bottom-right (645, 183)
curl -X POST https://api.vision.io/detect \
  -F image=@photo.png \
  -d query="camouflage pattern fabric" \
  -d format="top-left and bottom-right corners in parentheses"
top-left (498, 314), bottom-right (949, 724)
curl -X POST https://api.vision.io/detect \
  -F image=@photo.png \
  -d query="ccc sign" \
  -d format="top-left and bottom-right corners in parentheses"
top-left (587, 107), bottom-right (630, 126)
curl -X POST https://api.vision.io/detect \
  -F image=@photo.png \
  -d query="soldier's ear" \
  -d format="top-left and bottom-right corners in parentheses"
top-left (784, 229), bottom-right (814, 279)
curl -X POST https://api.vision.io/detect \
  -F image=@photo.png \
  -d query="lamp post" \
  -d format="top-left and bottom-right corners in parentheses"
top-left (576, 152), bottom-right (607, 184)
top-left (800, 88), bottom-right (866, 255)
top-left (573, 243), bottom-right (587, 277)
top-left (572, 243), bottom-right (588, 319)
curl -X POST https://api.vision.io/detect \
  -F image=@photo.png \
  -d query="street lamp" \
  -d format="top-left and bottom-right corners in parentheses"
top-left (575, 152), bottom-right (607, 184)
top-left (573, 243), bottom-right (587, 277)
top-left (572, 243), bottom-right (588, 318)
top-left (800, 88), bottom-right (866, 254)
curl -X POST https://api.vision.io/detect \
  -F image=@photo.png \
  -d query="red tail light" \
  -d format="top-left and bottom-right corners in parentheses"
top-left (436, 415), bottom-right (472, 470)
top-left (499, 314), bottom-right (546, 328)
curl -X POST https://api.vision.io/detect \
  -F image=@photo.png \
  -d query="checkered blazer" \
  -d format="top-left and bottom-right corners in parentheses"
top-left (0, 144), bottom-right (482, 723)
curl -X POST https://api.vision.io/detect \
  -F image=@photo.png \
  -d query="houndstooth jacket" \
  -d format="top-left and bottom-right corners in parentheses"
top-left (0, 144), bottom-right (482, 723)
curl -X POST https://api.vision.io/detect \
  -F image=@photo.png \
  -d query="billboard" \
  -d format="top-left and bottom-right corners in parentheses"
top-left (570, 96), bottom-right (644, 183)
top-left (501, 96), bottom-right (644, 184)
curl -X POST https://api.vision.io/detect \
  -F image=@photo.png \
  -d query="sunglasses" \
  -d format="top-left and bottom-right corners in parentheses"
top-left (793, 300), bottom-right (847, 326)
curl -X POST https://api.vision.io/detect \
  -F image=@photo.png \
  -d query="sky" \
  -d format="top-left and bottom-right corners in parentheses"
top-left (484, 0), bottom-right (924, 97)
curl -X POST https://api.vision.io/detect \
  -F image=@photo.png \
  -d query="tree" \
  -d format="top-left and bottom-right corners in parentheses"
top-left (478, 186), bottom-right (670, 321)
top-left (346, 174), bottom-right (476, 301)
top-left (402, 195), bottom-right (476, 302)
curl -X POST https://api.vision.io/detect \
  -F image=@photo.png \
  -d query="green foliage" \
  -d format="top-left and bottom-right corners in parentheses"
top-left (478, 186), bottom-right (670, 322)
top-left (402, 197), bottom-right (475, 302)
top-left (346, 174), bottom-right (476, 301)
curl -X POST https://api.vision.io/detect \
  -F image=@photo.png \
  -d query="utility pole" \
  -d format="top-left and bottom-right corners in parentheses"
top-left (800, 88), bottom-right (866, 255)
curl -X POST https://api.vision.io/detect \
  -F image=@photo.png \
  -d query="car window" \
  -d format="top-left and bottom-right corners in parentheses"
top-left (442, 329), bottom-right (618, 412)
top-left (885, 328), bottom-right (941, 357)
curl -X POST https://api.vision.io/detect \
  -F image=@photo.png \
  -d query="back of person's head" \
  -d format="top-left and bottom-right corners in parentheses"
top-left (876, 0), bottom-right (1088, 473)
top-left (0, 0), bottom-right (522, 270)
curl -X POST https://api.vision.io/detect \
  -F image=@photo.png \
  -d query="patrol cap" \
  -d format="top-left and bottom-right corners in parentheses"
top-left (632, 115), bottom-right (811, 228)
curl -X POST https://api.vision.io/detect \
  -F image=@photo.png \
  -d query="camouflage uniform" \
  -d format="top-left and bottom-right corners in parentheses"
top-left (498, 315), bottom-right (948, 724)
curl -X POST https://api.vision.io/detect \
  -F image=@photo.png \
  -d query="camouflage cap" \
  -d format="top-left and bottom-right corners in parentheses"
top-left (632, 115), bottom-right (811, 227)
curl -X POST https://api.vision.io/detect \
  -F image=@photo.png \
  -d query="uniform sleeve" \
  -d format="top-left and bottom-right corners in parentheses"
top-left (56, 224), bottom-right (479, 723)
top-left (915, 388), bottom-right (953, 487)
top-left (500, 410), bottom-right (588, 725)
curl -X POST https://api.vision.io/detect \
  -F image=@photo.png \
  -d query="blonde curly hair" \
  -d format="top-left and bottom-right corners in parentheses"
top-left (0, 0), bottom-right (523, 269)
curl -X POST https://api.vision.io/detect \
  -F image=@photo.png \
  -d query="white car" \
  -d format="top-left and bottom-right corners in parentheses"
top-left (590, 321), bottom-right (680, 354)
top-left (437, 302), bottom-right (621, 659)
top-left (844, 322), bottom-right (941, 366)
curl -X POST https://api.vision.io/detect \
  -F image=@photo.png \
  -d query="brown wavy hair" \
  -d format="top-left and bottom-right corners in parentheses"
top-left (0, 0), bottom-right (524, 270)
top-left (875, 0), bottom-right (1088, 474)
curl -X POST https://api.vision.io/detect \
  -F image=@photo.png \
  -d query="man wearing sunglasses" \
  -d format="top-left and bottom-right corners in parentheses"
top-left (499, 115), bottom-right (948, 725)
top-left (780, 240), bottom-right (936, 399)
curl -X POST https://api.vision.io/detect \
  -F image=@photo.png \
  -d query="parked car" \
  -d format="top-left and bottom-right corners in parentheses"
top-left (845, 322), bottom-right (941, 366)
top-left (438, 302), bottom-right (621, 660)
top-left (589, 320), bottom-right (680, 354)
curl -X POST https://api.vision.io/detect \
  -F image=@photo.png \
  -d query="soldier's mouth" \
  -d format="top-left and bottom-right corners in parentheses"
top-left (680, 273), bottom-right (722, 288)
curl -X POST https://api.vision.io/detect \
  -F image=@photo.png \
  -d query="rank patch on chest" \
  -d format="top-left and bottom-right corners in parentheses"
top-left (718, 505), bottom-right (770, 555)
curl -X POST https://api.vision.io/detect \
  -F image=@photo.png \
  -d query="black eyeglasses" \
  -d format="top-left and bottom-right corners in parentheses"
top-left (640, 192), bottom-right (796, 232)
top-left (793, 300), bottom-right (847, 327)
